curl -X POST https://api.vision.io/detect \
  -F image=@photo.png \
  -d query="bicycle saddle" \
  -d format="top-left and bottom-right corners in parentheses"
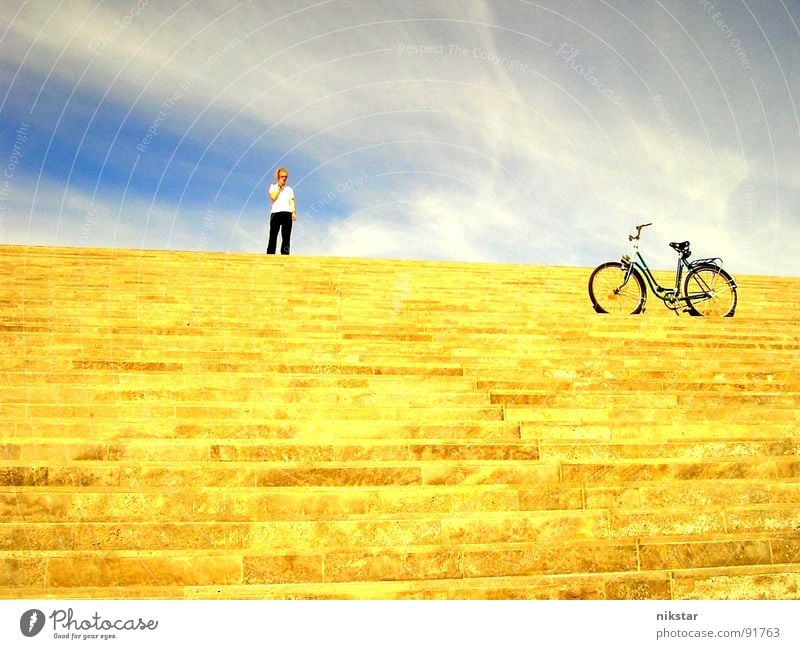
top-left (669, 241), bottom-right (690, 253)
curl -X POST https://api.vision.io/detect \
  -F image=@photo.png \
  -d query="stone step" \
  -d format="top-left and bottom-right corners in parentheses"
top-left (0, 461), bottom-right (560, 489)
top-left (2, 512), bottom-right (799, 565)
top-left (522, 421), bottom-right (798, 442)
top-left (0, 387), bottom-right (490, 408)
top-left (4, 437), bottom-right (792, 465)
top-left (4, 480), bottom-right (800, 523)
top-left (7, 419), bottom-right (523, 441)
top-left (2, 456), bottom-right (795, 488)
top-left (1, 440), bottom-right (542, 463)
top-left (6, 562), bottom-right (799, 599)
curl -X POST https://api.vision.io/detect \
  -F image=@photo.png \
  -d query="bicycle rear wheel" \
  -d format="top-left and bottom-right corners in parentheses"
top-left (683, 264), bottom-right (737, 317)
top-left (588, 262), bottom-right (646, 314)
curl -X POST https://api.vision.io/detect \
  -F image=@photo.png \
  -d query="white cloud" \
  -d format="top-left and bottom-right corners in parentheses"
top-left (1, 1), bottom-right (798, 275)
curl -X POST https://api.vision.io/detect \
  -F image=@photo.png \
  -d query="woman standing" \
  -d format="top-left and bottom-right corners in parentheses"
top-left (267, 167), bottom-right (297, 254)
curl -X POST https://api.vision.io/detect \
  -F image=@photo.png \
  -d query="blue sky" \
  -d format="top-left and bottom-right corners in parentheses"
top-left (1, 0), bottom-right (799, 275)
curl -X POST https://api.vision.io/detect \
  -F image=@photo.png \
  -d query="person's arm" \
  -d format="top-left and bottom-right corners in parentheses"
top-left (290, 196), bottom-right (297, 221)
top-left (268, 183), bottom-right (281, 202)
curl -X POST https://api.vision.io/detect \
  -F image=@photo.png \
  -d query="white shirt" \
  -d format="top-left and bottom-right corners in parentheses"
top-left (270, 184), bottom-right (294, 213)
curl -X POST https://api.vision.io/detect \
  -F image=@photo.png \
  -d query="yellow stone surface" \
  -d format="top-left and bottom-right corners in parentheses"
top-left (1, 244), bottom-right (799, 599)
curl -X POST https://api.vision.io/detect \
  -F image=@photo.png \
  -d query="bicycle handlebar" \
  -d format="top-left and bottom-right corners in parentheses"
top-left (629, 222), bottom-right (653, 241)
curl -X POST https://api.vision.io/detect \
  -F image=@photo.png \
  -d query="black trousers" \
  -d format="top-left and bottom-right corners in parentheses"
top-left (267, 211), bottom-right (293, 255)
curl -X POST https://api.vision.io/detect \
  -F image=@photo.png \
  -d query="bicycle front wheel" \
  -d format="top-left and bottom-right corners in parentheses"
top-left (683, 264), bottom-right (737, 317)
top-left (588, 262), bottom-right (646, 314)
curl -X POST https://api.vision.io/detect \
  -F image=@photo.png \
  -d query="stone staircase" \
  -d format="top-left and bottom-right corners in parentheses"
top-left (1, 245), bottom-right (798, 599)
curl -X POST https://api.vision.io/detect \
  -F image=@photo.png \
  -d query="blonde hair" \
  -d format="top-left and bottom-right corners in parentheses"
top-left (275, 167), bottom-right (288, 180)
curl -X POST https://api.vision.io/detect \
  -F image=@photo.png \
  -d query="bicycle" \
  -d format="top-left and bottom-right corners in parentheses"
top-left (588, 223), bottom-right (737, 317)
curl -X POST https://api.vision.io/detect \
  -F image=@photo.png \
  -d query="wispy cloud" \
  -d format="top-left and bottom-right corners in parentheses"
top-left (1, 1), bottom-right (798, 275)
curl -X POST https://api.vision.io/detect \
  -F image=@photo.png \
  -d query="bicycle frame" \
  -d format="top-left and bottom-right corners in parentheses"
top-left (621, 249), bottom-right (687, 311)
top-left (619, 232), bottom-right (728, 312)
